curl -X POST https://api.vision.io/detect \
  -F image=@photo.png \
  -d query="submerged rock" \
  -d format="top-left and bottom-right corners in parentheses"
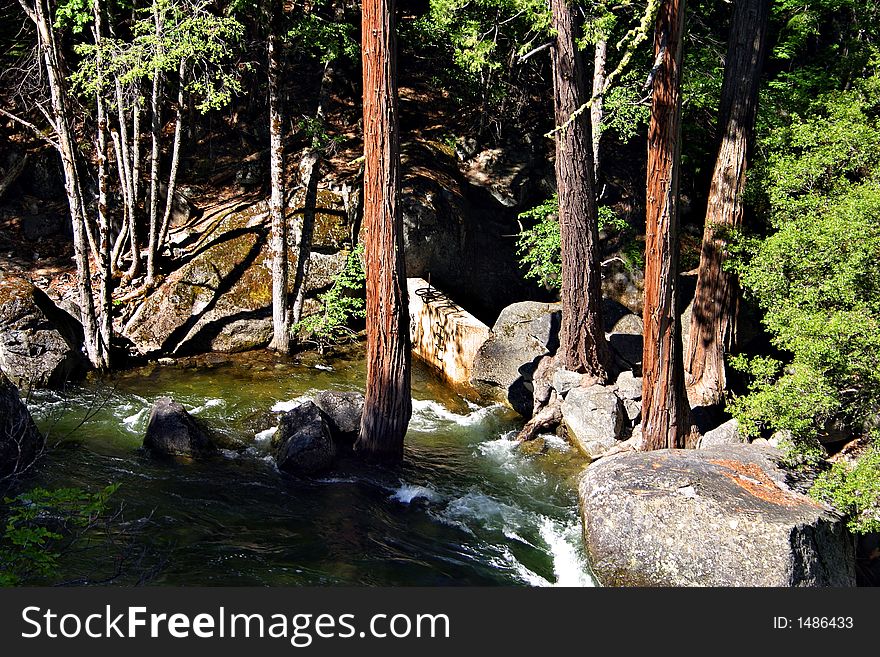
top-left (0, 276), bottom-right (86, 388)
top-left (561, 385), bottom-right (626, 460)
top-left (0, 372), bottom-right (44, 477)
top-left (143, 397), bottom-right (216, 458)
top-left (312, 390), bottom-right (364, 445)
top-left (469, 301), bottom-right (561, 417)
top-left (578, 445), bottom-right (856, 586)
top-left (272, 401), bottom-right (336, 475)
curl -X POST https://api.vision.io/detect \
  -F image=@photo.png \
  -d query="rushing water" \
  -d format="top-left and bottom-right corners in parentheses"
top-left (24, 346), bottom-right (594, 586)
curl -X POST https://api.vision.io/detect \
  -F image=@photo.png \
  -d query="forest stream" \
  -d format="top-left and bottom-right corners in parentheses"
top-left (23, 347), bottom-right (594, 586)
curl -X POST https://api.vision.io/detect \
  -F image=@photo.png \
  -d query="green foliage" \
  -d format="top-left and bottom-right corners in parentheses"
top-left (286, 0), bottom-right (358, 64)
top-left (811, 436), bottom-right (880, 534)
top-left (515, 195), bottom-right (627, 288)
top-left (0, 484), bottom-right (119, 586)
top-left (294, 244), bottom-right (366, 350)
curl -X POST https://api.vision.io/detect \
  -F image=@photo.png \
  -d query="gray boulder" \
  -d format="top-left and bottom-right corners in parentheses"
top-left (578, 444), bottom-right (856, 586)
top-left (470, 301), bottom-right (561, 417)
top-left (272, 401), bottom-right (336, 475)
top-left (313, 390), bottom-right (365, 444)
top-left (698, 418), bottom-right (746, 449)
top-left (0, 373), bottom-right (44, 477)
top-left (0, 276), bottom-right (85, 389)
top-left (562, 385), bottom-right (625, 460)
top-left (143, 397), bottom-right (216, 458)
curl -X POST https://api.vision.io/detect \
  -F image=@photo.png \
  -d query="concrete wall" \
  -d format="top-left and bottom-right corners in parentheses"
top-left (407, 278), bottom-right (490, 389)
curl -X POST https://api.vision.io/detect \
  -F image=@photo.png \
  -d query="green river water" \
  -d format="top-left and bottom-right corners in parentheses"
top-left (24, 346), bottom-right (595, 586)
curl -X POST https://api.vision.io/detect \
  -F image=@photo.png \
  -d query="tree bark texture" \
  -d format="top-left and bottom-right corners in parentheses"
top-left (158, 60), bottom-right (185, 250)
top-left (267, 8), bottom-right (289, 353)
top-left (356, 0), bottom-right (412, 460)
top-left (146, 1), bottom-right (163, 285)
top-left (94, 0), bottom-right (112, 369)
top-left (551, 0), bottom-right (611, 380)
top-left (641, 0), bottom-right (694, 450)
top-left (684, 0), bottom-right (770, 407)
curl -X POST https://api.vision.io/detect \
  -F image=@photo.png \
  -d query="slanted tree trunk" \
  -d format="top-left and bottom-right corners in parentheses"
top-left (591, 38), bottom-right (607, 182)
top-left (93, 0), bottom-right (112, 369)
top-left (684, 0), bottom-right (770, 407)
top-left (158, 60), bottom-right (185, 250)
top-left (356, 0), bottom-right (412, 460)
top-left (290, 61), bottom-right (334, 334)
top-left (267, 3), bottom-right (289, 353)
top-left (641, 0), bottom-right (695, 450)
top-left (146, 1), bottom-right (163, 286)
top-left (18, 0), bottom-right (102, 369)
top-left (551, 0), bottom-right (611, 380)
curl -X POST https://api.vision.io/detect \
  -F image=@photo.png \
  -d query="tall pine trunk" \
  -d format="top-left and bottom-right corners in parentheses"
top-left (128, 91), bottom-right (142, 278)
top-left (641, 0), bottom-right (694, 450)
top-left (146, 1), bottom-right (163, 286)
top-left (356, 0), bottom-right (412, 460)
top-left (158, 60), bottom-right (185, 250)
top-left (267, 5), bottom-right (289, 353)
top-left (551, 0), bottom-right (610, 379)
top-left (20, 0), bottom-right (102, 369)
top-left (684, 0), bottom-right (770, 406)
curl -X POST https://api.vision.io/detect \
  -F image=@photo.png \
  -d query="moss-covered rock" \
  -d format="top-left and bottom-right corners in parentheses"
top-left (122, 192), bottom-right (352, 356)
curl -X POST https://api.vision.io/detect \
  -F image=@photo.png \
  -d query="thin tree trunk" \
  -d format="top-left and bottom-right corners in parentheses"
top-left (158, 60), bottom-right (185, 250)
top-left (591, 38), bottom-right (607, 182)
top-left (93, 0), bottom-right (111, 369)
top-left (684, 0), bottom-right (770, 407)
top-left (128, 91), bottom-right (142, 278)
top-left (551, 0), bottom-right (611, 380)
top-left (21, 0), bottom-right (101, 368)
top-left (109, 125), bottom-right (129, 273)
top-left (641, 0), bottom-right (695, 450)
top-left (267, 4), bottom-right (289, 353)
top-left (146, 1), bottom-right (163, 286)
top-left (356, 0), bottom-right (412, 460)
top-left (290, 61), bottom-right (333, 333)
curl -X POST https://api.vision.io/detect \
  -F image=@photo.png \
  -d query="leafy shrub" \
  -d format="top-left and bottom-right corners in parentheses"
top-left (516, 195), bottom-right (630, 288)
top-left (0, 484), bottom-right (119, 586)
top-left (294, 244), bottom-right (366, 351)
top-left (811, 436), bottom-right (880, 535)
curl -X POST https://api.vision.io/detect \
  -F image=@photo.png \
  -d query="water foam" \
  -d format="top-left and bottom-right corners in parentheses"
top-left (390, 484), bottom-right (442, 505)
top-left (409, 399), bottom-right (502, 431)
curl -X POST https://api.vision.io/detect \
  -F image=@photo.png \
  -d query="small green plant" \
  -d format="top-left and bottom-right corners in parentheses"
top-left (811, 435), bottom-right (880, 535)
top-left (294, 244), bottom-right (366, 351)
top-left (516, 195), bottom-right (630, 288)
top-left (0, 484), bottom-right (119, 586)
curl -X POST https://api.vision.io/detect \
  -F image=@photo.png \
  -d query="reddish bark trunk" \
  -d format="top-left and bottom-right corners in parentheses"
top-left (641, 0), bottom-right (695, 450)
top-left (356, 0), bottom-right (412, 460)
top-left (685, 0), bottom-right (770, 407)
top-left (551, 0), bottom-right (611, 380)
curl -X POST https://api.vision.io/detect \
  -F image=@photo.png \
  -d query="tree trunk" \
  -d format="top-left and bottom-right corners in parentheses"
top-left (158, 60), bottom-right (185, 250)
top-left (290, 61), bottom-right (334, 334)
top-left (20, 0), bottom-right (102, 369)
top-left (551, 0), bottom-right (611, 380)
top-left (591, 38), bottom-right (607, 182)
top-left (128, 91), bottom-right (142, 278)
top-left (146, 1), bottom-right (163, 286)
top-left (356, 0), bottom-right (412, 460)
top-left (93, 0), bottom-right (112, 369)
top-left (267, 5), bottom-right (289, 353)
top-left (684, 0), bottom-right (770, 407)
top-left (641, 0), bottom-right (695, 450)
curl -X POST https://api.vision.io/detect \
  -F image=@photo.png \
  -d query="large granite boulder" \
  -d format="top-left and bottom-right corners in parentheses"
top-left (122, 193), bottom-right (351, 356)
top-left (698, 418), bottom-right (746, 449)
top-left (0, 373), bottom-right (44, 477)
top-left (312, 390), bottom-right (365, 445)
top-left (272, 401), bottom-right (336, 475)
top-left (578, 445), bottom-right (857, 586)
top-left (143, 397), bottom-right (216, 458)
top-left (0, 276), bottom-right (85, 388)
top-left (562, 384), bottom-right (626, 460)
top-left (469, 301), bottom-right (561, 417)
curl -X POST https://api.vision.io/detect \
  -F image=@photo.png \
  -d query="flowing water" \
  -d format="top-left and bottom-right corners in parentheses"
top-left (24, 346), bottom-right (594, 586)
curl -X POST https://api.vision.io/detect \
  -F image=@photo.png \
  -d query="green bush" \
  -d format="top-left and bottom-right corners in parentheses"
top-left (0, 484), bottom-right (119, 586)
top-left (811, 436), bottom-right (880, 535)
top-left (294, 244), bottom-right (366, 351)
